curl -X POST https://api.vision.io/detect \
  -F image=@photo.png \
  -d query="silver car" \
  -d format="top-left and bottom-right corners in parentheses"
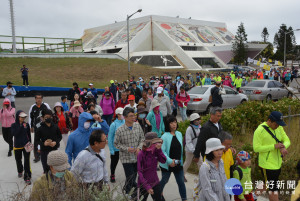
top-left (241, 80), bottom-right (294, 101)
top-left (187, 85), bottom-right (248, 113)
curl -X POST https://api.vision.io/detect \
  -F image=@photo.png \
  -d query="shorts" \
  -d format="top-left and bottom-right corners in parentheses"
top-left (260, 167), bottom-right (281, 191)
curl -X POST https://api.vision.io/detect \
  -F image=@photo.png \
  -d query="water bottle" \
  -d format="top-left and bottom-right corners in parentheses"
top-left (174, 160), bottom-right (181, 165)
top-left (130, 147), bottom-right (136, 161)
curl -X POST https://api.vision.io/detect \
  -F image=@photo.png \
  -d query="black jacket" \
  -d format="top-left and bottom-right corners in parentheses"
top-left (193, 120), bottom-right (223, 158)
top-left (36, 122), bottom-right (62, 152)
top-left (130, 87), bottom-right (142, 104)
top-left (67, 88), bottom-right (80, 101)
top-left (29, 103), bottom-right (50, 129)
top-left (11, 110), bottom-right (31, 148)
top-left (211, 86), bottom-right (223, 107)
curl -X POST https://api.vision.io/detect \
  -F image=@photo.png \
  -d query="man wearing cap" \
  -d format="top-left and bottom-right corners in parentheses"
top-left (130, 81), bottom-right (142, 104)
top-left (109, 80), bottom-right (118, 103)
top-left (88, 83), bottom-right (98, 102)
top-left (210, 81), bottom-right (225, 108)
top-left (253, 111), bottom-right (290, 201)
top-left (71, 129), bottom-right (109, 190)
top-left (30, 150), bottom-right (78, 200)
top-left (152, 87), bottom-right (172, 119)
top-left (20, 65), bottom-right (29, 86)
top-left (124, 95), bottom-right (138, 113)
top-left (2, 81), bottom-right (17, 108)
top-left (114, 107), bottom-right (145, 198)
top-left (28, 93), bottom-right (51, 163)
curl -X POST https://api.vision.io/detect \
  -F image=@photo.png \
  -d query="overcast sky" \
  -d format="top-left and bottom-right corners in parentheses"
top-left (1, 0), bottom-right (300, 45)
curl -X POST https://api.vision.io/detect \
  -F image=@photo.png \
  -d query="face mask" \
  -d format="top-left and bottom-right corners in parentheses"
top-left (45, 118), bottom-right (52, 124)
top-left (139, 113), bottom-right (146, 119)
top-left (146, 143), bottom-right (157, 154)
top-left (84, 122), bottom-right (90, 129)
top-left (154, 106), bottom-right (160, 112)
top-left (55, 171), bottom-right (65, 178)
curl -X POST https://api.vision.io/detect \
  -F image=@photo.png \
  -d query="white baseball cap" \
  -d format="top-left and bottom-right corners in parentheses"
top-left (19, 112), bottom-right (28, 118)
top-left (115, 107), bottom-right (124, 115)
top-left (157, 87), bottom-right (163, 94)
top-left (89, 83), bottom-right (93, 86)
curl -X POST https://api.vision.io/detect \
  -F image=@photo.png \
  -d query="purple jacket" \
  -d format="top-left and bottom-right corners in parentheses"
top-left (100, 97), bottom-right (115, 115)
top-left (137, 148), bottom-right (166, 190)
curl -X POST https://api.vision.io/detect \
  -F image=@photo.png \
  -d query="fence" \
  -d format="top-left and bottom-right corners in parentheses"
top-left (0, 35), bottom-right (83, 53)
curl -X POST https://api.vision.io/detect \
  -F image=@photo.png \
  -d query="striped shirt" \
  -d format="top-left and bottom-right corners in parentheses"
top-left (114, 122), bottom-right (145, 163)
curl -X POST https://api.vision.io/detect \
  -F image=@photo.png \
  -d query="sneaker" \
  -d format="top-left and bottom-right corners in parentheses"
top-left (8, 150), bottom-right (12, 157)
top-left (18, 173), bottom-right (23, 178)
top-left (110, 175), bottom-right (115, 183)
top-left (33, 157), bottom-right (40, 163)
top-left (25, 179), bottom-right (31, 185)
top-left (184, 176), bottom-right (187, 182)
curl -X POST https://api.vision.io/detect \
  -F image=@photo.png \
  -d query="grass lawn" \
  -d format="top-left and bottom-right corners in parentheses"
top-left (0, 57), bottom-right (194, 88)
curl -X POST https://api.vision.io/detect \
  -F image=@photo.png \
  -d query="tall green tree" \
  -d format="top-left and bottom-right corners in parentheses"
top-left (261, 27), bottom-right (269, 43)
top-left (273, 24), bottom-right (296, 60)
top-left (232, 22), bottom-right (248, 65)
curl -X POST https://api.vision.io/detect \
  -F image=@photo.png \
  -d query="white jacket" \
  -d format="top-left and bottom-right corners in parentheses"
top-left (185, 125), bottom-right (200, 153)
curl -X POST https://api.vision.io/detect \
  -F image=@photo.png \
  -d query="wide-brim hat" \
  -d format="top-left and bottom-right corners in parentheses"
top-left (205, 138), bottom-right (225, 154)
top-left (143, 132), bottom-right (163, 148)
top-left (190, 113), bottom-right (201, 121)
top-left (151, 99), bottom-right (160, 109)
top-left (47, 150), bottom-right (70, 172)
top-left (54, 102), bottom-right (63, 109)
top-left (73, 100), bottom-right (81, 107)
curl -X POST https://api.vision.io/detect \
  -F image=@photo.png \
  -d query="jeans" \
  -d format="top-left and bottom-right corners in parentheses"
top-left (110, 151), bottom-right (119, 175)
top-left (122, 163), bottom-right (137, 198)
top-left (102, 113), bottom-right (113, 126)
top-left (160, 169), bottom-right (187, 201)
top-left (14, 148), bottom-right (31, 180)
top-left (179, 107), bottom-right (187, 121)
top-left (2, 127), bottom-right (13, 151)
top-left (22, 75), bottom-right (29, 86)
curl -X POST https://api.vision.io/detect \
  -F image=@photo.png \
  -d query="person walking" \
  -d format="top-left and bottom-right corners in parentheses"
top-left (176, 86), bottom-right (190, 121)
top-left (146, 99), bottom-right (165, 138)
top-left (88, 83), bottom-right (98, 102)
top-left (253, 111), bottom-right (290, 201)
top-left (67, 82), bottom-right (81, 104)
top-left (114, 91), bottom-right (129, 118)
top-left (36, 109), bottom-right (62, 173)
top-left (11, 111), bottom-right (32, 185)
top-left (61, 96), bottom-right (69, 112)
top-left (124, 95), bottom-right (138, 113)
top-left (71, 129), bottom-right (109, 190)
top-left (30, 150), bottom-right (77, 201)
top-left (151, 87), bottom-right (172, 119)
top-left (130, 81), bottom-right (142, 103)
top-left (108, 107), bottom-right (125, 183)
top-left (159, 115), bottom-right (187, 201)
top-left (137, 132), bottom-right (166, 201)
top-left (210, 81), bottom-right (225, 108)
top-left (114, 107), bottom-right (145, 199)
top-left (53, 102), bottom-right (71, 146)
top-left (100, 91), bottom-right (115, 126)
top-left (139, 90), bottom-right (152, 111)
top-left (20, 65), bottom-right (29, 86)
top-left (197, 138), bottom-right (230, 201)
top-left (65, 112), bottom-right (108, 166)
top-left (28, 93), bottom-right (51, 162)
top-left (2, 81), bottom-right (17, 108)
top-left (68, 100), bottom-right (84, 131)
top-left (183, 113), bottom-right (202, 182)
top-left (0, 98), bottom-right (15, 156)
top-left (193, 107), bottom-right (223, 160)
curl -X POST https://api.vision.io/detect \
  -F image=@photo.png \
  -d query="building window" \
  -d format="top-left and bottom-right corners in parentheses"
top-left (193, 58), bottom-right (219, 68)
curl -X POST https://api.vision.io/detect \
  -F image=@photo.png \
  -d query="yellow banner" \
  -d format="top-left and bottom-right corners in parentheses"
top-left (257, 61), bottom-right (261, 66)
top-left (268, 59), bottom-right (272, 63)
top-left (278, 61), bottom-right (282, 66)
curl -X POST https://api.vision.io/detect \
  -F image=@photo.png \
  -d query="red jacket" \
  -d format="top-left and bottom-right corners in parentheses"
top-left (175, 92), bottom-right (190, 108)
top-left (113, 99), bottom-right (129, 118)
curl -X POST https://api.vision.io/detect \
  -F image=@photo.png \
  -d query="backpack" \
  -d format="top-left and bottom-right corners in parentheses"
top-left (235, 166), bottom-right (244, 180)
top-left (183, 125), bottom-right (198, 147)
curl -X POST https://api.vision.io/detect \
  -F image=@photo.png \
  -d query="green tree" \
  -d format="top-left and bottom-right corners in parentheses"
top-left (261, 27), bottom-right (269, 43)
top-left (273, 24), bottom-right (296, 60)
top-left (232, 22), bottom-right (248, 65)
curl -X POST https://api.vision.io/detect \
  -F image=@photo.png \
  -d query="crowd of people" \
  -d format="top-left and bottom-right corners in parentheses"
top-left (0, 69), bottom-right (299, 201)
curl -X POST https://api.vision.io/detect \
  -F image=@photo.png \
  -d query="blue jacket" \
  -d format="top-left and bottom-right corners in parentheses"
top-left (65, 112), bottom-right (102, 166)
top-left (88, 88), bottom-right (98, 99)
top-left (146, 110), bottom-right (165, 138)
top-left (169, 93), bottom-right (178, 108)
top-left (159, 131), bottom-right (183, 170)
top-left (108, 119), bottom-right (125, 155)
top-left (204, 78), bottom-right (211, 85)
top-left (61, 101), bottom-right (69, 112)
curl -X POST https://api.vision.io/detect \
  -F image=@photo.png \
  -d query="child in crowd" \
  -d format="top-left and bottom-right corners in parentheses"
top-left (233, 151), bottom-right (254, 201)
top-left (61, 96), bottom-right (69, 112)
top-left (137, 132), bottom-right (166, 201)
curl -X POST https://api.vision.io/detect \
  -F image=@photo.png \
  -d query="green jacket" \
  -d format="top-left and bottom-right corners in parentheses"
top-left (253, 122), bottom-right (291, 170)
top-left (233, 166), bottom-right (253, 200)
top-left (230, 72), bottom-right (236, 82)
top-left (30, 171), bottom-right (78, 201)
top-left (234, 78), bottom-right (243, 88)
top-left (146, 110), bottom-right (165, 137)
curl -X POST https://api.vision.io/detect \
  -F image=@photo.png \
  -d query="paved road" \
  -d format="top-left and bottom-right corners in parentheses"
top-left (0, 96), bottom-right (268, 200)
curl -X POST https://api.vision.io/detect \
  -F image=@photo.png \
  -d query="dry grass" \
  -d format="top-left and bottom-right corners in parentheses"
top-left (0, 58), bottom-right (193, 88)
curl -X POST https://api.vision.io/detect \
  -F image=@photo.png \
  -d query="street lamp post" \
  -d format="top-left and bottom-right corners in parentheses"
top-left (127, 9), bottom-right (142, 80)
top-left (284, 28), bottom-right (300, 67)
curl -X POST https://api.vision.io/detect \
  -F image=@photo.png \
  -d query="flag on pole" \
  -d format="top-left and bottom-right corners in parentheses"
top-left (278, 61), bottom-right (283, 66)
top-left (257, 61), bottom-right (261, 66)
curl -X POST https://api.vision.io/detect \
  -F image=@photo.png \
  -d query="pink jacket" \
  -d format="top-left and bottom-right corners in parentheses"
top-left (0, 98), bottom-right (15, 128)
top-left (223, 80), bottom-right (233, 88)
top-left (176, 92), bottom-right (190, 108)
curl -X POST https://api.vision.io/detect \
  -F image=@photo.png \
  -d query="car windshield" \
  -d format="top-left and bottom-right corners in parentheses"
top-left (188, 87), bottom-right (208, 94)
top-left (245, 81), bottom-right (266, 87)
